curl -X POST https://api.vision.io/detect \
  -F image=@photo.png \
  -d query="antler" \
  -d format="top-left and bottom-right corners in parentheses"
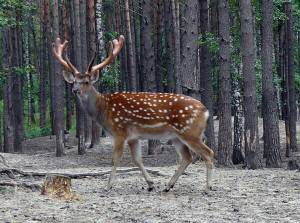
top-left (88, 35), bottom-right (125, 75)
top-left (52, 38), bottom-right (80, 74)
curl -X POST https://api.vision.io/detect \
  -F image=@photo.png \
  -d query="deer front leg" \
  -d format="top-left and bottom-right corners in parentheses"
top-left (128, 139), bottom-right (154, 191)
top-left (107, 136), bottom-right (125, 190)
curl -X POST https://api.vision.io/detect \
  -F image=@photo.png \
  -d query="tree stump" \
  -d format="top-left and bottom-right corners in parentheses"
top-left (41, 175), bottom-right (80, 200)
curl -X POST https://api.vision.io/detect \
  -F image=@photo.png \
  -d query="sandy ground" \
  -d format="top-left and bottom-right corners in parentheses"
top-left (1, 135), bottom-right (300, 223)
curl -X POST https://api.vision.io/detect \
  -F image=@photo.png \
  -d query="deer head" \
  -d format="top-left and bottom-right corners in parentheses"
top-left (52, 35), bottom-right (124, 97)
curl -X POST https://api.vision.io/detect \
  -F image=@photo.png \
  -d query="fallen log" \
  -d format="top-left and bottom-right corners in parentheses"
top-left (0, 181), bottom-right (42, 191)
top-left (0, 167), bottom-right (166, 179)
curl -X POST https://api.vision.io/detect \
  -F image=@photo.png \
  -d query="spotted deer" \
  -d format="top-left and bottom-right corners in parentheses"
top-left (52, 35), bottom-right (214, 192)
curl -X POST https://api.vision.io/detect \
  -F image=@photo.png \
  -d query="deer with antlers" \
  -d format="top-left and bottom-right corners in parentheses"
top-left (52, 35), bottom-right (214, 192)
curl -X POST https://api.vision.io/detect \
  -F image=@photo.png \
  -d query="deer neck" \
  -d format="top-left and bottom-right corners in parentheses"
top-left (79, 86), bottom-right (105, 122)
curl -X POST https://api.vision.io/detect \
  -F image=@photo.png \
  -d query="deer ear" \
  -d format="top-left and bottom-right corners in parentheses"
top-left (62, 70), bottom-right (75, 83)
top-left (90, 71), bottom-right (99, 84)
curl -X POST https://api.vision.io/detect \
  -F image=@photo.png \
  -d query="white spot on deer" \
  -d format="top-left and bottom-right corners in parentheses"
top-left (114, 118), bottom-right (119, 122)
top-left (166, 116), bottom-right (170, 120)
top-left (180, 96), bottom-right (184, 99)
top-left (179, 110), bottom-right (183, 113)
top-left (174, 98), bottom-right (178, 102)
top-left (113, 104), bottom-right (116, 107)
top-left (164, 109), bottom-right (168, 113)
top-left (169, 102), bottom-right (173, 106)
top-left (158, 100), bottom-right (162, 102)
top-left (112, 108), bottom-right (115, 111)
top-left (185, 107), bottom-right (189, 110)
top-left (189, 105), bottom-right (194, 109)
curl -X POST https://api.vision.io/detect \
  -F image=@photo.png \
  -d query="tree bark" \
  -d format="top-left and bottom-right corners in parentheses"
top-left (179, 0), bottom-right (199, 98)
top-left (171, 0), bottom-right (181, 93)
top-left (261, 0), bottom-right (281, 167)
top-left (53, 0), bottom-right (65, 157)
top-left (284, 2), bottom-right (297, 156)
top-left (73, 0), bottom-right (86, 155)
top-left (124, 0), bottom-right (137, 91)
top-left (199, 0), bottom-right (216, 151)
top-left (163, 0), bottom-right (175, 93)
top-left (39, 1), bottom-right (47, 129)
top-left (217, 0), bottom-right (232, 166)
top-left (240, 0), bottom-right (261, 169)
top-left (88, 0), bottom-right (101, 148)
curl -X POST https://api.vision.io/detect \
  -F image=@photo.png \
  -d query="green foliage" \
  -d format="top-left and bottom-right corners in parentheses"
top-left (198, 32), bottom-right (220, 55)
top-left (26, 126), bottom-right (51, 139)
top-left (104, 31), bottom-right (119, 42)
top-left (100, 60), bottom-right (120, 90)
top-left (0, 0), bottom-right (36, 27)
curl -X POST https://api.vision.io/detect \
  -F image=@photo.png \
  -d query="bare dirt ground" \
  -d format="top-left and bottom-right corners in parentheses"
top-left (1, 119), bottom-right (300, 223)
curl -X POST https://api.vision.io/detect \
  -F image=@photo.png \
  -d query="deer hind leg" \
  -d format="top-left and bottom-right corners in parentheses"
top-left (180, 134), bottom-right (214, 191)
top-left (107, 136), bottom-right (126, 190)
top-left (163, 138), bottom-right (193, 192)
top-left (128, 139), bottom-right (154, 191)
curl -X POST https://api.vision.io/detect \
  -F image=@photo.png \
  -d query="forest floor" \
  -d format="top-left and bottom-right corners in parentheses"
top-left (1, 119), bottom-right (300, 223)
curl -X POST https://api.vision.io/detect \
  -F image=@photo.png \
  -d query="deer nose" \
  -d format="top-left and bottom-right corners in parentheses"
top-left (72, 88), bottom-right (79, 94)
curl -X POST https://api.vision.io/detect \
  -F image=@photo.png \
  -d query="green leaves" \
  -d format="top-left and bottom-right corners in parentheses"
top-left (198, 32), bottom-right (220, 55)
top-left (101, 60), bottom-right (120, 89)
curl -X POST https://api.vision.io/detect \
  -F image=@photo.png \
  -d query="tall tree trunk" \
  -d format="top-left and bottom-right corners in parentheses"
top-left (80, 0), bottom-right (92, 145)
top-left (62, 0), bottom-right (73, 132)
top-left (73, 0), bottom-right (86, 155)
top-left (171, 0), bottom-right (181, 93)
top-left (163, 0), bottom-right (175, 93)
top-left (240, 0), bottom-right (260, 169)
top-left (3, 28), bottom-right (15, 153)
top-left (88, 0), bottom-right (101, 148)
top-left (39, 1), bottom-right (47, 129)
top-left (154, 0), bottom-right (164, 92)
top-left (13, 21), bottom-right (24, 153)
top-left (261, 0), bottom-right (281, 167)
top-left (44, 0), bottom-right (55, 135)
top-left (124, 0), bottom-right (137, 91)
top-left (284, 2), bottom-right (297, 156)
top-left (140, 0), bottom-right (161, 155)
top-left (53, 0), bottom-right (65, 157)
top-left (217, 0), bottom-right (232, 165)
top-left (199, 0), bottom-right (216, 151)
top-left (179, 0), bottom-right (199, 98)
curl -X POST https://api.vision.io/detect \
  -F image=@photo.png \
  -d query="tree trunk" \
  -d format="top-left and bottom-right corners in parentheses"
top-left (13, 23), bottom-right (24, 153)
top-left (3, 28), bottom-right (15, 153)
top-left (140, 0), bottom-right (161, 155)
top-left (199, 0), bottom-right (216, 151)
top-left (154, 0), bottom-right (164, 92)
top-left (217, 0), bottom-right (232, 166)
top-left (170, 0), bottom-right (181, 93)
top-left (284, 2), bottom-right (297, 156)
top-left (44, 0), bottom-right (54, 135)
top-left (261, 0), bottom-right (281, 167)
top-left (39, 1), bottom-right (47, 129)
top-left (73, 0), bottom-right (86, 155)
top-left (124, 0), bottom-right (137, 91)
top-left (163, 0), bottom-right (175, 93)
top-left (88, 0), bottom-right (101, 148)
top-left (240, 0), bottom-right (260, 169)
top-left (53, 0), bottom-right (65, 157)
top-left (62, 0), bottom-right (73, 132)
top-left (179, 0), bottom-right (199, 98)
